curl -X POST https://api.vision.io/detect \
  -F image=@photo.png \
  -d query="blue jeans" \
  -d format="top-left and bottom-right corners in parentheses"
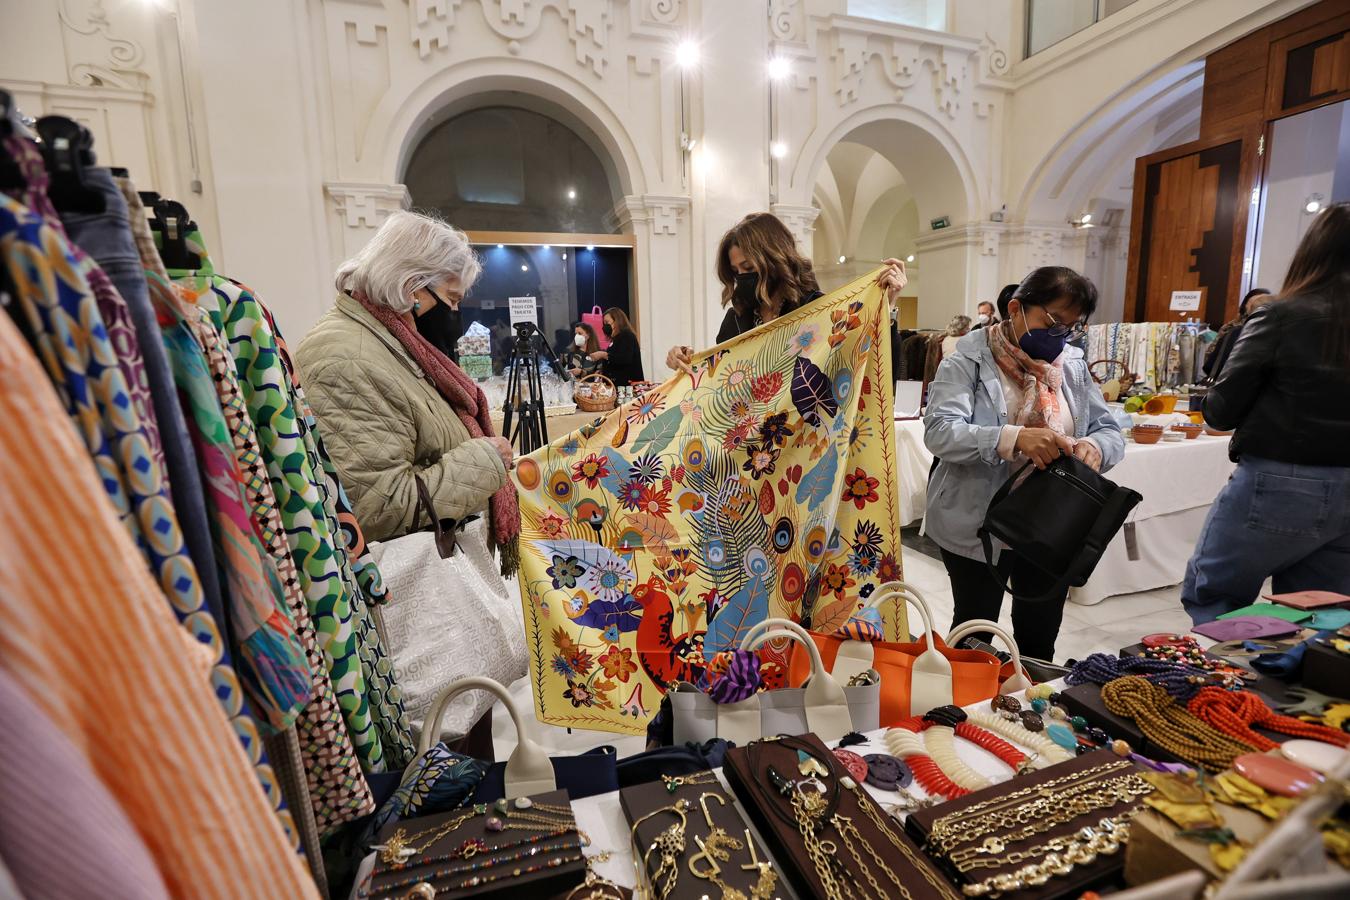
top-left (1182, 456), bottom-right (1350, 623)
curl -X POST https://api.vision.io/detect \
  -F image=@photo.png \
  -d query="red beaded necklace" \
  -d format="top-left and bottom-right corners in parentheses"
top-left (1188, 687), bottom-right (1350, 751)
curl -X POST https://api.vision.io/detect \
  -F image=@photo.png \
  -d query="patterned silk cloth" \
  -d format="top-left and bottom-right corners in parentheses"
top-left (514, 274), bottom-right (906, 733)
top-left (169, 233), bottom-right (415, 774)
top-left (0, 193), bottom-right (302, 850)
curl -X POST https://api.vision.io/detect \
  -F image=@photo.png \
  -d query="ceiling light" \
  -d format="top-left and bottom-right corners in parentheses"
top-left (1304, 194), bottom-right (1324, 214)
top-left (566, 188), bottom-right (577, 200)
top-left (768, 57), bottom-right (792, 81)
top-left (521, 264), bottom-right (529, 271)
top-left (497, 244), bottom-right (504, 249)
top-left (837, 255), bottom-right (847, 264)
top-left (1080, 213), bottom-right (1092, 224)
top-left (586, 245), bottom-right (595, 251)
top-left (542, 244), bottom-right (551, 250)
top-left (770, 141), bottom-right (788, 159)
top-left (676, 40), bottom-right (699, 68)
top-left (906, 254), bottom-right (915, 263)
top-left (562, 252), bottom-right (568, 260)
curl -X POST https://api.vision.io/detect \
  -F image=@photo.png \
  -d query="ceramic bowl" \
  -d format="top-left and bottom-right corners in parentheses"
top-left (1172, 423), bottom-right (1203, 440)
top-left (1132, 424), bottom-right (1164, 445)
top-left (1143, 394), bottom-right (1179, 415)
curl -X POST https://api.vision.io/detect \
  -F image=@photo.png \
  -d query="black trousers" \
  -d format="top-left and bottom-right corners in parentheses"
top-left (939, 548), bottom-right (1067, 662)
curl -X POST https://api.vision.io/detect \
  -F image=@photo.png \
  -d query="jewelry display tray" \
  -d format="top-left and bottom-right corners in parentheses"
top-left (905, 749), bottom-right (1145, 900)
top-left (619, 779), bottom-right (778, 900)
top-left (367, 789), bottom-right (586, 899)
top-left (724, 733), bottom-right (958, 900)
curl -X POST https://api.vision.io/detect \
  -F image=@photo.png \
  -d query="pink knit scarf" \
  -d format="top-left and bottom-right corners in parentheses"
top-left (354, 294), bottom-right (520, 576)
top-left (987, 320), bottom-right (1067, 436)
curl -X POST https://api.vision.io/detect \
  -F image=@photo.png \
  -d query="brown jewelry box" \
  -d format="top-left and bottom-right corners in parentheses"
top-left (905, 749), bottom-right (1146, 900)
top-left (724, 733), bottom-right (962, 900)
top-left (367, 789), bottom-right (586, 899)
top-left (619, 778), bottom-right (776, 900)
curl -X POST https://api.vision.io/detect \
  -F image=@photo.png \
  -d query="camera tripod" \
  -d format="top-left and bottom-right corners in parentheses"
top-left (502, 322), bottom-right (566, 455)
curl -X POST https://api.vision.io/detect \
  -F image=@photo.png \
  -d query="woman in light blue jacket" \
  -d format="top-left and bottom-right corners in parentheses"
top-left (923, 267), bottom-right (1125, 661)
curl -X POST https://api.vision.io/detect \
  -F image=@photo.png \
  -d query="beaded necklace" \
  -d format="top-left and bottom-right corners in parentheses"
top-left (1067, 653), bottom-right (1217, 701)
top-left (1187, 687), bottom-right (1350, 751)
top-left (370, 835), bottom-right (581, 897)
top-left (1101, 677), bottom-right (1258, 773)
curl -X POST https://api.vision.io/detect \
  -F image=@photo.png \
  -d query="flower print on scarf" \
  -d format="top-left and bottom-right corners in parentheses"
top-left (722, 420), bottom-right (752, 453)
top-left (722, 362), bottom-right (753, 394)
top-left (789, 321), bottom-right (822, 356)
top-left (628, 453), bottom-right (663, 486)
top-left (566, 647), bottom-right (595, 678)
top-left (729, 398), bottom-right (753, 422)
top-left (743, 444), bottom-right (780, 479)
top-left (546, 469), bottom-right (574, 503)
top-left (552, 654), bottom-right (579, 679)
top-left (538, 511), bottom-right (568, 539)
top-left (751, 371), bottom-right (783, 404)
top-left (637, 483), bottom-right (672, 517)
top-left (853, 520), bottom-right (884, 552)
top-left (600, 624), bottom-right (622, 645)
top-left (758, 412), bottom-right (794, 448)
top-left (843, 467), bottom-right (880, 510)
top-left (627, 393), bottom-right (666, 425)
top-left (582, 556), bottom-right (634, 603)
top-left (571, 453), bottom-right (610, 489)
top-left (616, 480), bottom-right (645, 511)
top-left (849, 545), bottom-right (878, 576)
top-left (599, 646), bottom-right (638, 682)
top-left (547, 554), bottom-right (585, 590)
top-left (822, 563), bottom-right (856, 601)
top-left (877, 552), bottom-right (902, 584)
top-left (551, 626), bottom-right (578, 655)
top-left (563, 593), bottom-right (589, 618)
top-left (564, 681), bottom-right (596, 708)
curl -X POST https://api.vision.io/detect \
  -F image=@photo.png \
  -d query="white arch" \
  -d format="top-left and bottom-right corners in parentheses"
top-left (371, 57), bottom-right (652, 204)
top-left (791, 102), bottom-right (980, 226)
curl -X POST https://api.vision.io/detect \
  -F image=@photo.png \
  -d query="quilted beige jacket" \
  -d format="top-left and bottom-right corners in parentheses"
top-left (295, 294), bottom-right (506, 543)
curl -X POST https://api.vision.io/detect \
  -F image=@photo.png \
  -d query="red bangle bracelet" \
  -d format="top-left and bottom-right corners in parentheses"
top-left (956, 721), bottom-right (1030, 772)
top-left (891, 717), bottom-right (970, 800)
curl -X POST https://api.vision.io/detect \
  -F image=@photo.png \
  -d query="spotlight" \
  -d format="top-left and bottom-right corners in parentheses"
top-left (768, 57), bottom-right (791, 81)
top-left (838, 255), bottom-right (847, 264)
top-left (543, 244), bottom-right (551, 250)
top-left (566, 188), bottom-right (577, 200)
top-left (1305, 195), bottom-right (1324, 214)
top-left (906, 254), bottom-right (915, 263)
top-left (562, 252), bottom-right (568, 260)
top-left (770, 141), bottom-right (788, 159)
top-left (676, 40), bottom-right (699, 68)
top-left (521, 264), bottom-right (529, 272)
top-left (1080, 213), bottom-right (1092, 224)
top-left (586, 245), bottom-right (595, 251)
top-left (497, 244), bottom-right (504, 249)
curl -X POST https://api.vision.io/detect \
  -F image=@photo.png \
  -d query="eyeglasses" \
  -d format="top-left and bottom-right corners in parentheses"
top-left (1044, 311), bottom-right (1087, 339)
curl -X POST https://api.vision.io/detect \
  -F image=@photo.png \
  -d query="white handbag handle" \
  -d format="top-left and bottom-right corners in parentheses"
top-left (740, 616), bottom-right (808, 653)
top-left (945, 619), bottom-right (1032, 694)
top-left (743, 624), bottom-right (852, 741)
top-left (419, 676), bottom-right (555, 799)
top-left (741, 618), bottom-right (828, 680)
top-left (868, 580), bottom-right (953, 714)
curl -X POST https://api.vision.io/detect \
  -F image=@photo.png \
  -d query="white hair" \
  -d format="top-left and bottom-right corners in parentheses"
top-left (334, 209), bottom-right (481, 314)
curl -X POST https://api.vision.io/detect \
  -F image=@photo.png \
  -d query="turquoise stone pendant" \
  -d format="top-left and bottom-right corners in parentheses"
top-left (1046, 722), bottom-right (1077, 750)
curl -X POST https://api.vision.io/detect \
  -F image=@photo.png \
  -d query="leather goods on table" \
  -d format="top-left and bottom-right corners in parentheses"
top-left (367, 789), bottom-right (585, 899)
top-left (619, 778), bottom-right (776, 900)
top-left (906, 749), bottom-right (1151, 900)
top-left (724, 733), bottom-right (962, 900)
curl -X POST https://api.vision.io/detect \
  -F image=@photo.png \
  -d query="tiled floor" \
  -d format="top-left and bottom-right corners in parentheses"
top-left (490, 536), bottom-right (1198, 761)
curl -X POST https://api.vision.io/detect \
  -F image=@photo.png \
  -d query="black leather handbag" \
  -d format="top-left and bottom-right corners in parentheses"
top-left (978, 455), bottom-right (1141, 602)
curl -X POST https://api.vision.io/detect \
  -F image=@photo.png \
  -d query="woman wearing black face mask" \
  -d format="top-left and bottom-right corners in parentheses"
top-left (922, 266), bottom-right (1125, 661)
top-left (665, 212), bottom-right (908, 374)
top-left (413, 284), bottom-right (465, 361)
top-left (587, 308), bottom-right (643, 386)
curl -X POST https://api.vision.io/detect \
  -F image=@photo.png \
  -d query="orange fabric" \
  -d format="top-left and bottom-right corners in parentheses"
top-left (0, 313), bottom-right (318, 899)
top-left (789, 632), bottom-right (1001, 726)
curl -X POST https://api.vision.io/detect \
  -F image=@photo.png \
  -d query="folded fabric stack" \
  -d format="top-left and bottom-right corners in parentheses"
top-left (460, 355), bottom-right (493, 379)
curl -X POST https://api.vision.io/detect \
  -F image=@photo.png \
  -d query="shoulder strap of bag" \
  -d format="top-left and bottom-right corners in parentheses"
top-left (420, 676), bottom-right (555, 799)
top-left (412, 474), bottom-right (456, 559)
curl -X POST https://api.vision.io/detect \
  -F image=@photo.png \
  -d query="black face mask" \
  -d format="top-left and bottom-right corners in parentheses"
top-left (415, 293), bottom-right (463, 356)
top-left (602, 323), bottom-right (614, 338)
top-left (733, 272), bottom-right (760, 311)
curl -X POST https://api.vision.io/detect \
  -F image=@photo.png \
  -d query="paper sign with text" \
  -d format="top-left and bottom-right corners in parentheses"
top-left (1169, 290), bottom-right (1203, 312)
top-left (508, 296), bottom-right (539, 325)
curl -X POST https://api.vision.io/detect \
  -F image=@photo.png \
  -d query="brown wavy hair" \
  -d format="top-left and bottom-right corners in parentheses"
top-left (716, 213), bottom-right (819, 314)
top-left (573, 322), bottom-right (600, 354)
top-left (604, 307), bottom-right (635, 337)
top-left (1279, 202), bottom-right (1350, 366)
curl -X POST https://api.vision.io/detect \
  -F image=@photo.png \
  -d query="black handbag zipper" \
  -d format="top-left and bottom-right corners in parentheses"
top-left (1050, 464), bottom-right (1106, 503)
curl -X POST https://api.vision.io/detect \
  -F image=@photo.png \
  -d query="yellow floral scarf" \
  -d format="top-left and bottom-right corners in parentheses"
top-left (512, 273), bottom-right (905, 733)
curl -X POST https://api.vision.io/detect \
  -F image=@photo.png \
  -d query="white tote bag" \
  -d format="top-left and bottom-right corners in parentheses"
top-left (370, 517), bottom-right (528, 742)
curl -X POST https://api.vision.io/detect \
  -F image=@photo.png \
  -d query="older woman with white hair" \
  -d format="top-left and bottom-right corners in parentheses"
top-left (296, 210), bottom-right (519, 572)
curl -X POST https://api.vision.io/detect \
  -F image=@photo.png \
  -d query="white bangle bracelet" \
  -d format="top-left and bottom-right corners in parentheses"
top-left (967, 709), bottom-right (1073, 767)
top-left (923, 725), bottom-right (992, 791)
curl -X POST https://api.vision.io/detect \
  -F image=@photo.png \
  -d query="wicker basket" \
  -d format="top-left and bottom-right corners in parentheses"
top-left (574, 373), bottom-right (617, 413)
top-left (1088, 359), bottom-right (1138, 401)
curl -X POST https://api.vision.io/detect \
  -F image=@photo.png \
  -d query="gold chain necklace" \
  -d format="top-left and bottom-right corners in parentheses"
top-left (930, 761), bottom-right (1131, 838)
top-left (959, 809), bottom-right (1141, 897)
top-left (848, 784), bottom-right (962, 900)
top-left (835, 814), bottom-right (910, 900)
top-left (631, 799), bottom-right (691, 900)
top-left (376, 807), bottom-right (480, 865)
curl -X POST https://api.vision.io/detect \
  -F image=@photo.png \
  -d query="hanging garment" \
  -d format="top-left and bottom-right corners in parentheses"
top-left (0, 667), bottom-right (171, 900)
top-left (114, 176), bottom-right (230, 632)
top-left (513, 274), bottom-right (905, 734)
top-left (170, 239), bottom-right (411, 772)
top-left (3, 137), bottom-right (167, 478)
top-left (177, 287), bottom-right (374, 831)
top-left (0, 311), bottom-right (319, 899)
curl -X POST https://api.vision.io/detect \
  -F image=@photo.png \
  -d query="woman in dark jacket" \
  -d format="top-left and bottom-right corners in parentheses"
top-left (1183, 203), bottom-right (1350, 622)
top-left (665, 212), bottom-right (907, 373)
top-left (590, 308), bottom-right (644, 386)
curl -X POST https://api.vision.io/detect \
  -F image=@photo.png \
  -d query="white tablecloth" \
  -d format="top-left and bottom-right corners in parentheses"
top-left (1070, 434), bottom-right (1235, 605)
top-left (892, 417), bottom-right (1236, 605)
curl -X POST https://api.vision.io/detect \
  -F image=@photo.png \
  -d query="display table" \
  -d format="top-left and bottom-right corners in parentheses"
top-left (1069, 433), bottom-right (1235, 605)
top-left (895, 417), bottom-right (930, 527)
top-left (892, 417), bottom-right (1236, 605)
top-left (488, 407), bottom-right (600, 444)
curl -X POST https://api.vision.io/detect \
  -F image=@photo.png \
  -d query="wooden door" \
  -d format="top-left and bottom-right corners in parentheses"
top-left (1124, 129), bottom-right (1259, 326)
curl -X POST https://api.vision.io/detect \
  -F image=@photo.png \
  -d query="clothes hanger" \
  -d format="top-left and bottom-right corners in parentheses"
top-left (150, 198), bottom-right (202, 270)
top-left (34, 115), bottom-right (106, 214)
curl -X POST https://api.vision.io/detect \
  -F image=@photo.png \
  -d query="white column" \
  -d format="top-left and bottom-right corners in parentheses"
top-left (912, 224), bottom-right (1004, 329)
top-left (325, 181), bottom-right (411, 255)
top-left (606, 194), bottom-right (692, 380)
top-left (770, 203), bottom-right (821, 259)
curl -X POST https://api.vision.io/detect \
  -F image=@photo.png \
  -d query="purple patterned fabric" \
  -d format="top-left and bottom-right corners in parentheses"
top-left (706, 650), bottom-right (762, 705)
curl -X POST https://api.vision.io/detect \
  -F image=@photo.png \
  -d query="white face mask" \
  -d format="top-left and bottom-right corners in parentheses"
top-left (574, 333), bottom-right (587, 348)
top-left (976, 313), bottom-right (991, 325)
